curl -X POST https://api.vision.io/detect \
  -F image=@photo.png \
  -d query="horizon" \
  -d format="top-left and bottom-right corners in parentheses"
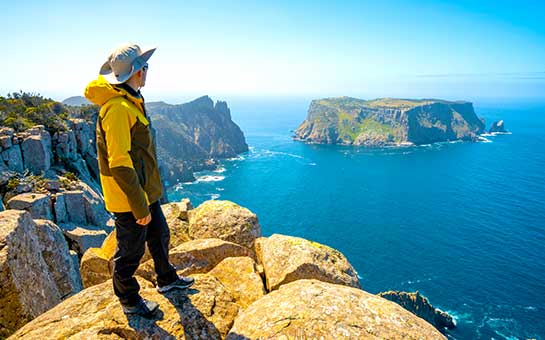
top-left (2, 1), bottom-right (544, 102)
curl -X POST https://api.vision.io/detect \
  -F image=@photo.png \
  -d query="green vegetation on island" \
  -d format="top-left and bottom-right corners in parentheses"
top-left (295, 96), bottom-right (486, 146)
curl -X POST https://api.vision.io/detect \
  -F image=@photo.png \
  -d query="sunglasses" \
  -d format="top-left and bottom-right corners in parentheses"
top-left (142, 63), bottom-right (149, 72)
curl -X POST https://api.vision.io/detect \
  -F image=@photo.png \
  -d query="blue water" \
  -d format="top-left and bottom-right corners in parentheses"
top-left (168, 98), bottom-right (545, 339)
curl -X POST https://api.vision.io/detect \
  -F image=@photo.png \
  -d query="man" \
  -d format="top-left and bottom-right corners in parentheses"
top-left (84, 43), bottom-right (194, 318)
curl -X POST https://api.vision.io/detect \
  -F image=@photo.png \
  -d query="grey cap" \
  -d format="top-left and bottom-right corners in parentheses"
top-left (99, 43), bottom-right (156, 84)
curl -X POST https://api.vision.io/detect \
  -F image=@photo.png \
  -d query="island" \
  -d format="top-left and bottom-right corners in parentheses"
top-left (294, 96), bottom-right (488, 146)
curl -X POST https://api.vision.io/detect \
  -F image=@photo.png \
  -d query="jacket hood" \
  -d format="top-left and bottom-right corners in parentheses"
top-left (84, 75), bottom-right (143, 108)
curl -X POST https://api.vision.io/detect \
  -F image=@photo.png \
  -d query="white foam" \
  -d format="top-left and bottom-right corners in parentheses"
top-left (216, 187), bottom-right (225, 191)
top-left (210, 194), bottom-right (220, 200)
top-left (477, 136), bottom-right (492, 143)
top-left (213, 167), bottom-right (226, 173)
top-left (309, 162), bottom-right (317, 166)
top-left (196, 175), bottom-right (225, 183)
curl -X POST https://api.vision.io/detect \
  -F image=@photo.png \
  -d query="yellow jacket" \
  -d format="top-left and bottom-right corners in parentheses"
top-left (84, 76), bottom-right (163, 219)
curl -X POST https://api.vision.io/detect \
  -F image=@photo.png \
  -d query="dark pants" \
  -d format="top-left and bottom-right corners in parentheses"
top-left (112, 200), bottom-right (178, 306)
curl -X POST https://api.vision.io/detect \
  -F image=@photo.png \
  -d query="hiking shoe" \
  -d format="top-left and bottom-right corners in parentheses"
top-left (121, 298), bottom-right (159, 318)
top-left (157, 275), bottom-right (195, 293)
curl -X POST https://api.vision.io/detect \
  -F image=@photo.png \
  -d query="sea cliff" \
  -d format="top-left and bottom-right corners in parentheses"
top-left (294, 96), bottom-right (487, 146)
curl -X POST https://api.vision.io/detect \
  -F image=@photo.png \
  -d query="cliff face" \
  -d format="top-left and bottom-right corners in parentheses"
top-left (294, 97), bottom-right (486, 146)
top-left (146, 96), bottom-right (248, 183)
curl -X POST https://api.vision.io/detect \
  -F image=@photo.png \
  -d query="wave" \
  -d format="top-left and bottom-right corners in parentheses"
top-left (481, 131), bottom-right (513, 137)
top-left (213, 167), bottom-right (226, 173)
top-left (477, 136), bottom-right (493, 143)
top-left (196, 175), bottom-right (225, 183)
top-left (210, 193), bottom-right (220, 200)
top-left (225, 155), bottom-right (246, 161)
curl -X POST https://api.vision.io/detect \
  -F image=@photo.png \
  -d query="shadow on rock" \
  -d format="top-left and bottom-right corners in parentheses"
top-left (163, 288), bottom-right (224, 339)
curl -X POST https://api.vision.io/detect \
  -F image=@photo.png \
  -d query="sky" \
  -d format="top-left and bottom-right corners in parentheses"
top-left (1, 0), bottom-right (544, 103)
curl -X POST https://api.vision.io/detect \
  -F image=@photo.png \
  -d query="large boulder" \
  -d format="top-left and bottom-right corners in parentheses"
top-left (33, 219), bottom-right (83, 298)
top-left (255, 234), bottom-right (361, 291)
top-left (58, 223), bottom-right (109, 257)
top-left (0, 210), bottom-right (62, 337)
top-left (1, 145), bottom-right (24, 173)
top-left (226, 279), bottom-right (445, 340)
top-left (11, 274), bottom-right (240, 340)
top-left (136, 238), bottom-right (255, 285)
top-left (161, 200), bottom-right (193, 247)
top-left (69, 118), bottom-right (92, 155)
top-left (209, 256), bottom-right (266, 308)
top-left (6, 193), bottom-right (53, 220)
top-left (188, 200), bottom-right (261, 249)
top-left (52, 130), bottom-right (77, 161)
top-left (378, 291), bottom-right (456, 331)
top-left (21, 134), bottom-right (51, 174)
top-left (60, 191), bottom-right (87, 224)
top-left (55, 182), bottom-right (110, 226)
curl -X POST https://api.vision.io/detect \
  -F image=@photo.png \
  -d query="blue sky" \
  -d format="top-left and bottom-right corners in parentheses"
top-left (1, 0), bottom-right (544, 102)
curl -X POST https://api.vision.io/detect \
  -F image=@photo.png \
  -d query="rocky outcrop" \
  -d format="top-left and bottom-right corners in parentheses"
top-left (146, 96), bottom-right (248, 183)
top-left (294, 96), bottom-right (486, 146)
top-left (6, 193), bottom-right (53, 220)
top-left (10, 275), bottom-right (240, 339)
top-left (188, 200), bottom-right (261, 250)
top-left (378, 291), bottom-right (456, 331)
top-left (255, 234), bottom-right (361, 291)
top-left (489, 119), bottom-right (508, 133)
top-left (0, 210), bottom-right (82, 337)
top-left (226, 279), bottom-right (445, 339)
top-left (3, 199), bottom-right (453, 338)
top-left (33, 219), bottom-right (83, 298)
top-left (209, 256), bottom-right (266, 308)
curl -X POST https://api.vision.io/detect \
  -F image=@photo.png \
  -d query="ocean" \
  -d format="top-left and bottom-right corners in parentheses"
top-left (167, 98), bottom-right (545, 339)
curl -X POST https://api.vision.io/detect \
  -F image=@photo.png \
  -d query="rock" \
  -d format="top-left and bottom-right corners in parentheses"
top-left (0, 127), bottom-right (14, 137)
top-left (1, 144), bottom-right (24, 172)
top-left (69, 118), bottom-right (92, 155)
top-left (161, 201), bottom-right (192, 247)
top-left (255, 234), bottom-right (360, 291)
top-left (21, 134), bottom-right (51, 174)
top-left (79, 247), bottom-right (112, 288)
top-left (489, 119), bottom-right (508, 133)
top-left (137, 238), bottom-right (255, 285)
top-left (162, 198), bottom-right (193, 221)
top-left (209, 256), bottom-right (266, 308)
top-left (33, 219), bottom-right (83, 298)
top-left (53, 193), bottom-right (67, 223)
top-left (60, 191), bottom-right (87, 224)
top-left (0, 135), bottom-right (11, 149)
top-left (226, 279), bottom-right (445, 340)
top-left (11, 274), bottom-right (240, 340)
top-left (378, 291), bottom-right (456, 331)
top-left (58, 223), bottom-right (108, 257)
top-left (6, 193), bottom-right (53, 220)
top-left (80, 181), bottom-right (110, 226)
top-left (188, 200), bottom-right (261, 249)
top-left (0, 210), bottom-right (61, 337)
top-left (80, 230), bottom-right (152, 288)
top-left (53, 130), bottom-right (77, 161)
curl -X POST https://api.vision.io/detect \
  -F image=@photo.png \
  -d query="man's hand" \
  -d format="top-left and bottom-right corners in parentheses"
top-left (136, 213), bottom-right (151, 226)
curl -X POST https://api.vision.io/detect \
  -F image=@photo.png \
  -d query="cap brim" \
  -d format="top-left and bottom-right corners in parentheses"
top-left (99, 46), bottom-right (157, 84)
